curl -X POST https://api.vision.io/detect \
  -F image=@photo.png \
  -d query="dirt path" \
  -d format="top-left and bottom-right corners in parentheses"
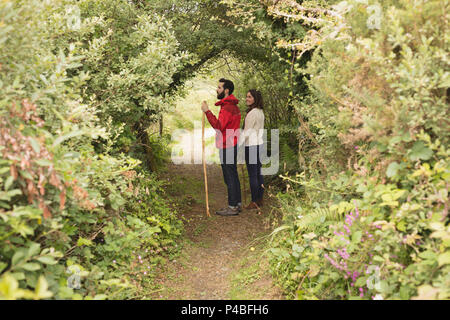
top-left (150, 163), bottom-right (284, 300)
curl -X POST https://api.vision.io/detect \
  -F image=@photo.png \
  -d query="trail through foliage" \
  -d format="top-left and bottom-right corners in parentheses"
top-left (0, 0), bottom-right (448, 300)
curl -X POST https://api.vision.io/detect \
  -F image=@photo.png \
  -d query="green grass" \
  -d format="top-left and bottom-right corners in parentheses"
top-left (193, 221), bottom-right (208, 236)
top-left (166, 175), bottom-right (204, 205)
top-left (228, 233), bottom-right (275, 300)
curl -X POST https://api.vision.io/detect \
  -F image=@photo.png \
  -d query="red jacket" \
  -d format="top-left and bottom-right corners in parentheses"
top-left (205, 94), bottom-right (241, 149)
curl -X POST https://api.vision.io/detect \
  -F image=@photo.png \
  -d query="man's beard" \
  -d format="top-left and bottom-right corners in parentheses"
top-left (217, 91), bottom-right (225, 100)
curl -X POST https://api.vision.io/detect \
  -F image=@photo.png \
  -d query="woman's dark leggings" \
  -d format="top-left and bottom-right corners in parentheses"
top-left (245, 145), bottom-right (264, 202)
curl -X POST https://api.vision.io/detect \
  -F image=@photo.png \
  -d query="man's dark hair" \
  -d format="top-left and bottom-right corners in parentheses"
top-left (219, 78), bottom-right (234, 95)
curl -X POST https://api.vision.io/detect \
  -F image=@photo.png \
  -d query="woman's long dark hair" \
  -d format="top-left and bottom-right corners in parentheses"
top-left (243, 89), bottom-right (264, 129)
top-left (246, 89), bottom-right (263, 112)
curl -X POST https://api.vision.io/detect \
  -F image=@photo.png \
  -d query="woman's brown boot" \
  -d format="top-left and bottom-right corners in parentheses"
top-left (256, 198), bottom-right (263, 207)
top-left (244, 202), bottom-right (258, 210)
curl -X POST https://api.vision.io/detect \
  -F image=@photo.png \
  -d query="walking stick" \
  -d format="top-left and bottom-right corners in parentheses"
top-left (202, 112), bottom-right (211, 217)
top-left (240, 164), bottom-right (247, 207)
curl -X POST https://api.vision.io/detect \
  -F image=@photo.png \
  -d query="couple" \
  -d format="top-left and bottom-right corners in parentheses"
top-left (201, 78), bottom-right (265, 216)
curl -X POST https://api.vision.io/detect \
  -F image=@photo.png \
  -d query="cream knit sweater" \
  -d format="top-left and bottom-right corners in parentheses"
top-left (239, 108), bottom-right (265, 147)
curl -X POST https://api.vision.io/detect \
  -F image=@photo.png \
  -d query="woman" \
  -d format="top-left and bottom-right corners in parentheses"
top-left (241, 89), bottom-right (265, 210)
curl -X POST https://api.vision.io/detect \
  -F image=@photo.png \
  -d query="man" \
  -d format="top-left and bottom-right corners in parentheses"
top-left (201, 78), bottom-right (242, 216)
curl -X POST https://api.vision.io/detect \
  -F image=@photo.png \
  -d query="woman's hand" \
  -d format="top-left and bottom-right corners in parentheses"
top-left (201, 101), bottom-right (209, 113)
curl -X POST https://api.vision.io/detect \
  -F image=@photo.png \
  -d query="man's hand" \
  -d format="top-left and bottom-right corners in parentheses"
top-left (201, 101), bottom-right (209, 113)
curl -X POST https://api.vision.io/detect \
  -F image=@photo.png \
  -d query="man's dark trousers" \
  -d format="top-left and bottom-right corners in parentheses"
top-left (219, 144), bottom-right (241, 207)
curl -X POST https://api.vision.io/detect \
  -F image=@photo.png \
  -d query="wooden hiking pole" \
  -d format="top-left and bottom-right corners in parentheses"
top-left (202, 112), bottom-right (211, 217)
top-left (240, 164), bottom-right (247, 207)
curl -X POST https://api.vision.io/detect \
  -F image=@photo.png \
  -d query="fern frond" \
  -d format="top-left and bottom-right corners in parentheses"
top-left (295, 206), bottom-right (343, 232)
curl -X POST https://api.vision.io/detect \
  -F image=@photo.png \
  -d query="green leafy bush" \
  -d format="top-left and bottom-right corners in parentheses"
top-left (267, 0), bottom-right (449, 300)
top-left (0, 0), bottom-right (183, 300)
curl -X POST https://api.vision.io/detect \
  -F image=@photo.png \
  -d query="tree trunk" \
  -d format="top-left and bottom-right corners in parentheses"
top-left (137, 122), bottom-right (157, 172)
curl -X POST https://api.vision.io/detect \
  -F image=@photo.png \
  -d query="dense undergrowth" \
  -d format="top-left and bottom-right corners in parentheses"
top-left (0, 0), bottom-right (184, 299)
top-left (265, 0), bottom-right (449, 300)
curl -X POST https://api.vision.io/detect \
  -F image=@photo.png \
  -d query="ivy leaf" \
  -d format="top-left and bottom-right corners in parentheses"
top-left (408, 141), bottom-right (432, 161)
top-left (386, 162), bottom-right (401, 178)
top-left (438, 252), bottom-right (450, 267)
